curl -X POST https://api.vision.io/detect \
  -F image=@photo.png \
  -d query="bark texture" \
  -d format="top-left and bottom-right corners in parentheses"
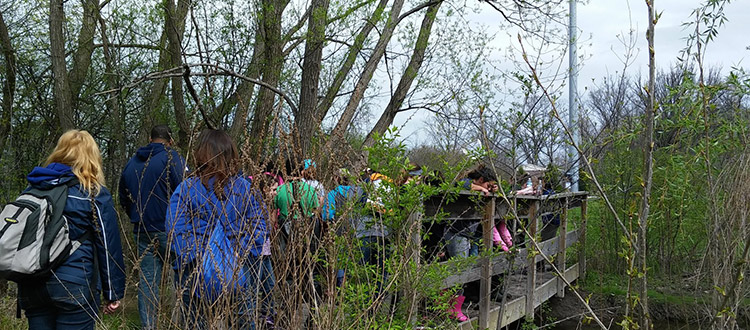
top-left (247, 0), bottom-right (290, 158)
top-left (49, 0), bottom-right (75, 131)
top-left (295, 0), bottom-right (330, 156)
top-left (0, 11), bottom-right (16, 161)
top-left (140, 0), bottom-right (190, 145)
top-left (638, 1), bottom-right (655, 328)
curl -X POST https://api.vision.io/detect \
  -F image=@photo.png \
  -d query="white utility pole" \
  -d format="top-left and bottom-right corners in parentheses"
top-left (568, 0), bottom-right (580, 192)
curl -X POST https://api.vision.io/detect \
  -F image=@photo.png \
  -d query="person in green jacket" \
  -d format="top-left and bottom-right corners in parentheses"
top-left (273, 159), bottom-right (320, 316)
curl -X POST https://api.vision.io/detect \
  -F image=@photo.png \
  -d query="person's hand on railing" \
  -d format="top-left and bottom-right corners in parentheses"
top-left (469, 183), bottom-right (491, 196)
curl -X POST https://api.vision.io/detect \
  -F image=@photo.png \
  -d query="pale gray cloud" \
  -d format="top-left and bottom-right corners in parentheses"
top-left (394, 0), bottom-right (749, 146)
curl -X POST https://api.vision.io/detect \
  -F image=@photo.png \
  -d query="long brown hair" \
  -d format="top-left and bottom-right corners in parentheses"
top-left (193, 129), bottom-right (239, 198)
top-left (46, 130), bottom-right (105, 196)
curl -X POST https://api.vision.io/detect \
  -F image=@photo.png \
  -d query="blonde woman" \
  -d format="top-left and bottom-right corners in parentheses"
top-left (17, 130), bottom-right (125, 330)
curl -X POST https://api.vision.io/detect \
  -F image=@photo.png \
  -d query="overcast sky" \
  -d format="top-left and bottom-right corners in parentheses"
top-left (393, 0), bottom-right (750, 146)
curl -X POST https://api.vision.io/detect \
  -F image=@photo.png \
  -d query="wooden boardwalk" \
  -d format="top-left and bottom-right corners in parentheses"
top-left (417, 191), bottom-right (589, 329)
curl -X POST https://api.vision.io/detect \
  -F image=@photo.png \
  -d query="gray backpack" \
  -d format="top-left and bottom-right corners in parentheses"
top-left (0, 180), bottom-right (88, 282)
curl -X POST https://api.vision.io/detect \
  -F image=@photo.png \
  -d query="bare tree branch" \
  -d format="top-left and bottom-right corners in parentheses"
top-left (94, 63), bottom-right (299, 117)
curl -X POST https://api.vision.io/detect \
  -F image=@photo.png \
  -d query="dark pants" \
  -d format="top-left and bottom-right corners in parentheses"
top-left (19, 277), bottom-right (99, 330)
top-left (540, 220), bottom-right (559, 242)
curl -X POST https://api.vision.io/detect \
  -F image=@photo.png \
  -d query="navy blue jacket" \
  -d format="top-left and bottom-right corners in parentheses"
top-left (26, 163), bottom-right (126, 302)
top-left (119, 143), bottom-right (186, 232)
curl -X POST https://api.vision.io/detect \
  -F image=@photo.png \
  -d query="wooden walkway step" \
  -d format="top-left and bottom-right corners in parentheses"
top-left (458, 264), bottom-right (580, 329)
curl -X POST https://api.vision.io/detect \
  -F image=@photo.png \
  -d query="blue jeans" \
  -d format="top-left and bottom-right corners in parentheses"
top-left (19, 277), bottom-right (99, 330)
top-left (445, 232), bottom-right (478, 259)
top-left (176, 257), bottom-right (260, 330)
top-left (135, 231), bottom-right (169, 329)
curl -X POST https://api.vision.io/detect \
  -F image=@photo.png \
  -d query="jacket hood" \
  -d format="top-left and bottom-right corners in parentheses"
top-left (135, 143), bottom-right (167, 161)
top-left (27, 162), bottom-right (76, 188)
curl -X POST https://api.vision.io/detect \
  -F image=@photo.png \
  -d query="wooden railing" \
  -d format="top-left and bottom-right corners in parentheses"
top-left (417, 191), bottom-right (589, 329)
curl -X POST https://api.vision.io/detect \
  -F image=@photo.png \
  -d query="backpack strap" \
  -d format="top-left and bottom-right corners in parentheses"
top-left (14, 178), bottom-right (86, 318)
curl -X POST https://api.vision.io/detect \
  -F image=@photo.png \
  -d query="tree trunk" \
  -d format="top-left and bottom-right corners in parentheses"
top-left (0, 12), bottom-right (15, 295)
top-left (165, 0), bottom-right (188, 148)
top-left (363, 1), bottom-right (441, 148)
top-left (49, 0), bottom-right (75, 131)
top-left (248, 0), bottom-right (289, 159)
top-left (97, 11), bottom-right (127, 187)
top-left (140, 0), bottom-right (190, 145)
top-left (315, 0), bottom-right (389, 127)
top-left (69, 0), bottom-right (99, 107)
top-left (48, 0), bottom-right (100, 132)
top-left (326, 0), bottom-right (405, 146)
top-left (638, 1), bottom-right (655, 329)
top-left (226, 31), bottom-right (264, 140)
top-left (0, 11), bottom-right (16, 161)
top-left (295, 0), bottom-right (330, 157)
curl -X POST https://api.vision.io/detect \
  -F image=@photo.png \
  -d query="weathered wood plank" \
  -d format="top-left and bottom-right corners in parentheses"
top-left (534, 273), bottom-right (559, 307)
top-left (457, 263), bottom-right (581, 329)
top-left (526, 200), bottom-right (539, 321)
top-left (499, 296), bottom-right (526, 328)
top-left (533, 263), bottom-right (579, 308)
top-left (479, 198), bottom-right (495, 328)
top-left (440, 230), bottom-right (579, 289)
top-left (557, 196), bottom-right (568, 298)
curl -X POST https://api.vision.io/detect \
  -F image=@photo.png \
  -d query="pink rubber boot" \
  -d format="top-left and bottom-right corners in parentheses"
top-left (498, 221), bottom-right (513, 249)
top-left (447, 295), bottom-right (469, 322)
top-left (493, 226), bottom-right (509, 252)
top-left (492, 226), bottom-right (502, 245)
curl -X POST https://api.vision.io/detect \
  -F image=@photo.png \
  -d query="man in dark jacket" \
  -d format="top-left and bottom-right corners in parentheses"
top-left (119, 125), bottom-right (186, 329)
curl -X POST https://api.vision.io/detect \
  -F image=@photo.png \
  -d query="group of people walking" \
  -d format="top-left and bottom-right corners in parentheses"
top-left (10, 125), bottom-right (536, 329)
top-left (13, 126), bottom-right (269, 329)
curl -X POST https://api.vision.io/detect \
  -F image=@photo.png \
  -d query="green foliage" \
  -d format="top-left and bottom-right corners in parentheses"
top-left (0, 295), bottom-right (25, 330)
top-left (586, 66), bottom-right (750, 279)
top-left (311, 129), bottom-right (487, 328)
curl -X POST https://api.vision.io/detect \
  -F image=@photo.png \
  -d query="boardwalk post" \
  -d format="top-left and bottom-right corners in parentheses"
top-left (525, 199), bottom-right (539, 321)
top-left (479, 196), bottom-right (495, 328)
top-left (557, 196), bottom-right (568, 297)
top-left (579, 196), bottom-right (587, 281)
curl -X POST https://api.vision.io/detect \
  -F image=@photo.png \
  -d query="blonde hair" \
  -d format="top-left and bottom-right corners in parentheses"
top-left (45, 130), bottom-right (105, 196)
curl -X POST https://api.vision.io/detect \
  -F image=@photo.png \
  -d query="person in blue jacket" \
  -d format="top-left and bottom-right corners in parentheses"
top-left (167, 129), bottom-right (266, 329)
top-left (118, 124), bottom-right (186, 329)
top-left (321, 169), bottom-right (367, 287)
top-left (18, 129), bottom-right (126, 330)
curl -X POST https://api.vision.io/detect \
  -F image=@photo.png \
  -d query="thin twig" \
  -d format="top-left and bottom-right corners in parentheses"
top-left (93, 63), bottom-right (299, 115)
top-left (517, 34), bottom-right (634, 245)
top-left (183, 64), bottom-right (215, 130)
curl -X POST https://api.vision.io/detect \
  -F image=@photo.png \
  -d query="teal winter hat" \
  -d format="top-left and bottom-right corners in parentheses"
top-left (303, 159), bottom-right (316, 170)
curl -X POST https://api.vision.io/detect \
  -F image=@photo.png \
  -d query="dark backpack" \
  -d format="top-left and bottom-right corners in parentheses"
top-left (0, 180), bottom-right (88, 282)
